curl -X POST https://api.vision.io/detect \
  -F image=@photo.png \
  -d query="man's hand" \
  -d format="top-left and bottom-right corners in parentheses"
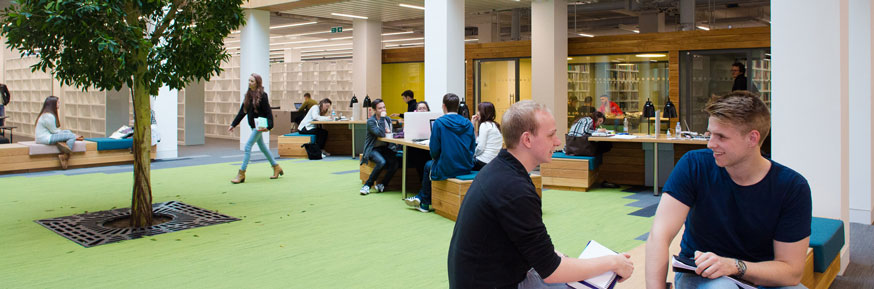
top-left (612, 253), bottom-right (634, 282)
top-left (694, 251), bottom-right (739, 279)
top-left (390, 113), bottom-right (400, 118)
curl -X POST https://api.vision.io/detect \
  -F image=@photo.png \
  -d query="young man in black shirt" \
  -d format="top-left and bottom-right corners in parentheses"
top-left (447, 100), bottom-right (633, 288)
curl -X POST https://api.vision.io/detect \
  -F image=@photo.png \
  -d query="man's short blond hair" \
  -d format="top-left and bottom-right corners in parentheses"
top-left (704, 91), bottom-right (770, 146)
top-left (502, 100), bottom-right (551, 149)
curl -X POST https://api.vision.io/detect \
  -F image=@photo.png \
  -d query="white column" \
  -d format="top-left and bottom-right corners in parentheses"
top-left (532, 0), bottom-right (569, 140)
top-left (154, 87), bottom-right (178, 159)
top-left (850, 0), bottom-right (874, 225)
top-left (772, 0), bottom-right (851, 272)
top-left (285, 49), bottom-right (301, 63)
top-left (679, 0), bottom-right (695, 31)
top-left (639, 11), bottom-right (665, 33)
top-left (353, 19), bottom-right (382, 106)
top-left (476, 22), bottom-right (497, 43)
top-left (425, 0), bottom-right (465, 107)
top-left (184, 80), bottom-right (205, 145)
top-left (239, 9), bottom-right (270, 151)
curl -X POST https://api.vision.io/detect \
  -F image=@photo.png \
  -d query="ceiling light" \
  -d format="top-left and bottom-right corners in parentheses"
top-left (617, 63), bottom-right (635, 66)
top-left (635, 54), bottom-right (666, 58)
top-left (332, 13), bottom-right (368, 20)
top-left (225, 40), bottom-right (240, 43)
top-left (301, 48), bottom-right (354, 53)
top-left (226, 47), bottom-right (240, 50)
top-left (697, 25), bottom-right (710, 31)
top-left (464, 38), bottom-right (478, 42)
top-left (567, 57), bottom-right (572, 60)
top-left (385, 42), bottom-right (424, 48)
top-left (301, 51), bottom-right (354, 56)
top-left (331, 36), bottom-right (353, 40)
top-left (382, 37), bottom-right (425, 43)
top-left (578, 33), bottom-right (594, 38)
top-left (297, 43), bottom-right (353, 49)
top-left (270, 21), bottom-right (317, 30)
top-left (399, 3), bottom-right (425, 10)
top-left (272, 39), bottom-right (328, 46)
top-left (382, 31), bottom-right (414, 36)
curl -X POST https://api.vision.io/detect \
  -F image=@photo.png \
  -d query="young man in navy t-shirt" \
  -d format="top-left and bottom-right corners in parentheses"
top-left (645, 91), bottom-right (811, 289)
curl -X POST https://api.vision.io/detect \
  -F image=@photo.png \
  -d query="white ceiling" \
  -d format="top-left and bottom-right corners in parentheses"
top-left (281, 0), bottom-right (534, 23)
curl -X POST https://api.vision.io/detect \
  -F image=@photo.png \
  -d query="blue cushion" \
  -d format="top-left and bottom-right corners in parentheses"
top-left (455, 172), bottom-right (479, 180)
top-left (84, 138), bottom-right (133, 151)
top-left (283, 133), bottom-right (315, 143)
top-left (809, 217), bottom-right (845, 272)
top-left (552, 152), bottom-right (601, 170)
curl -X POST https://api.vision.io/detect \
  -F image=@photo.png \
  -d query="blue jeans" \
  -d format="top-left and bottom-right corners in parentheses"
top-left (48, 130), bottom-right (77, 149)
top-left (674, 272), bottom-right (807, 289)
top-left (415, 160), bottom-right (434, 205)
top-left (241, 130), bottom-right (277, 171)
top-left (365, 147), bottom-right (399, 187)
top-left (517, 268), bottom-right (570, 289)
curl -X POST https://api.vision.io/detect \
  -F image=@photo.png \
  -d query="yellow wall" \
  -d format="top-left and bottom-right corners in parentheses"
top-left (381, 62), bottom-right (425, 115)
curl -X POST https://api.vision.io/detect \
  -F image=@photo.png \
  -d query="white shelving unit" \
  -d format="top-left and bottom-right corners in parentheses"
top-left (177, 88), bottom-right (185, 143)
top-left (61, 85), bottom-right (106, 138)
top-left (203, 56), bottom-right (241, 140)
top-left (3, 56), bottom-right (53, 137)
top-left (283, 60), bottom-right (354, 117)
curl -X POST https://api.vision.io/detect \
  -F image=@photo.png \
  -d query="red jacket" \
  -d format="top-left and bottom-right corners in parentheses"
top-left (598, 101), bottom-right (623, 115)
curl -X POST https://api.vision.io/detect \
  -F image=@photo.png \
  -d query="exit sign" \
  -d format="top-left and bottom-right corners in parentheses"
top-left (331, 27), bottom-right (343, 33)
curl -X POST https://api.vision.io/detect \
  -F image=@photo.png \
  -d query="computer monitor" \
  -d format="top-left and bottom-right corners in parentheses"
top-left (403, 111), bottom-right (443, 140)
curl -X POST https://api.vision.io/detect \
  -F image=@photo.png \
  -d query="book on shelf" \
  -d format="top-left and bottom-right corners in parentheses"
top-left (567, 240), bottom-right (620, 289)
top-left (671, 255), bottom-right (755, 289)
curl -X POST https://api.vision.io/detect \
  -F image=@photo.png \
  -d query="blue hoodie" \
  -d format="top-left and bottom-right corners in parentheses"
top-left (429, 113), bottom-right (476, 180)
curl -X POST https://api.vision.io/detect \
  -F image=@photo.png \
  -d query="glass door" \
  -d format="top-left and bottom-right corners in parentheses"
top-left (475, 58), bottom-right (523, 122)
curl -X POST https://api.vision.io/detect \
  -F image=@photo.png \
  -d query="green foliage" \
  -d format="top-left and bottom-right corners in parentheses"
top-left (1, 0), bottom-right (245, 94)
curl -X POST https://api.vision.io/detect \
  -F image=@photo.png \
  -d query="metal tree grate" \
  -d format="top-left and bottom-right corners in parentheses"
top-left (35, 201), bottom-right (240, 248)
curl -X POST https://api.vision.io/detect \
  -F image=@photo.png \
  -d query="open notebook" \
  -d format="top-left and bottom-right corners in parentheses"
top-left (568, 240), bottom-right (619, 289)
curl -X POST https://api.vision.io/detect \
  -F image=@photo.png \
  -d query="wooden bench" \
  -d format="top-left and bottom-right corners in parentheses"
top-left (431, 172), bottom-right (542, 221)
top-left (0, 139), bottom-right (155, 174)
top-left (541, 152), bottom-right (600, 191)
top-left (358, 153), bottom-right (421, 192)
top-left (278, 133), bottom-right (314, 158)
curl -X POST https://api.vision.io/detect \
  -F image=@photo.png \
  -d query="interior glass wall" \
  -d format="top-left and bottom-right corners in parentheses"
top-left (474, 58), bottom-right (532, 122)
top-left (567, 53), bottom-right (670, 133)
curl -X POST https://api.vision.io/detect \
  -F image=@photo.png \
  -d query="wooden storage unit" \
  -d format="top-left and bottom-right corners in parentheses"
top-left (541, 157), bottom-right (598, 192)
top-left (322, 123), bottom-right (353, 156)
top-left (432, 174), bottom-right (542, 221)
top-left (277, 135), bottom-right (310, 158)
top-left (599, 142), bottom-right (646, 186)
top-left (0, 142), bottom-right (155, 174)
top-left (358, 154), bottom-right (420, 192)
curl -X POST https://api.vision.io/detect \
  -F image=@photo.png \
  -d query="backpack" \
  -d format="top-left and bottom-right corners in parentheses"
top-left (302, 143), bottom-right (322, 160)
top-left (1, 84), bottom-right (9, 106)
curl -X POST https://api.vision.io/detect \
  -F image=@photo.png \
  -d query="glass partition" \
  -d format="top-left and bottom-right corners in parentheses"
top-left (474, 58), bottom-right (532, 122)
top-left (568, 53), bottom-right (670, 133)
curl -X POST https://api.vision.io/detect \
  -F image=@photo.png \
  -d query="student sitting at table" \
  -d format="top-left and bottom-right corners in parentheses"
top-left (407, 100), bottom-right (432, 180)
top-left (360, 99), bottom-right (400, 195)
top-left (35, 96), bottom-right (84, 169)
top-left (404, 93), bottom-right (476, 213)
top-left (298, 98), bottom-right (332, 157)
top-left (566, 111), bottom-right (613, 155)
top-left (415, 101), bottom-right (430, 112)
top-left (471, 101), bottom-right (503, 171)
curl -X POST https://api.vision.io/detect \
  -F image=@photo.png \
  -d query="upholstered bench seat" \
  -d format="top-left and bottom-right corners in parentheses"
top-left (84, 138), bottom-right (133, 151)
top-left (797, 217), bottom-right (844, 289)
top-left (432, 173), bottom-right (542, 221)
top-left (278, 133), bottom-right (315, 158)
top-left (19, 141), bottom-right (88, 155)
top-left (540, 152), bottom-right (601, 191)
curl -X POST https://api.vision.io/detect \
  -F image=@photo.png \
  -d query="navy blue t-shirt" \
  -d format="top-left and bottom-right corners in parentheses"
top-left (664, 149), bottom-right (812, 262)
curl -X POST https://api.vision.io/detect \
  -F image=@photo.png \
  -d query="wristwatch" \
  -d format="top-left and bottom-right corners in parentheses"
top-left (734, 258), bottom-right (747, 278)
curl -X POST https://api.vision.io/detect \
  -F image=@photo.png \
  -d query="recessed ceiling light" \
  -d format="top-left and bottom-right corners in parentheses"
top-left (382, 31), bottom-right (414, 36)
top-left (332, 13), bottom-right (368, 20)
top-left (297, 43), bottom-right (353, 49)
top-left (578, 33), bottom-right (594, 38)
top-left (270, 22), bottom-right (317, 30)
top-left (464, 38), bottom-right (478, 42)
top-left (382, 37), bottom-right (425, 43)
top-left (635, 54), bottom-right (666, 58)
top-left (399, 3), bottom-right (425, 10)
top-left (697, 25), bottom-right (710, 31)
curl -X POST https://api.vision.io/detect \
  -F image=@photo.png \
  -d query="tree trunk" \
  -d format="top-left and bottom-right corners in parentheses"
top-left (129, 48), bottom-right (153, 228)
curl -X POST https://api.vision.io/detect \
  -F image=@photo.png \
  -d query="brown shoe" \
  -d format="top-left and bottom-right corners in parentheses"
top-left (58, 154), bottom-right (69, 170)
top-left (56, 142), bottom-right (72, 154)
top-left (231, 169), bottom-right (246, 184)
top-left (270, 164), bottom-right (284, 179)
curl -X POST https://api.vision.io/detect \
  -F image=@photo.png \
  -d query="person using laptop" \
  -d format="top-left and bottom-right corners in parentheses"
top-left (404, 93), bottom-right (475, 212)
top-left (448, 100), bottom-right (634, 288)
top-left (359, 99), bottom-right (400, 195)
top-left (645, 91), bottom-right (811, 289)
top-left (292, 92), bottom-right (318, 129)
top-left (298, 98), bottom-right (333, 158)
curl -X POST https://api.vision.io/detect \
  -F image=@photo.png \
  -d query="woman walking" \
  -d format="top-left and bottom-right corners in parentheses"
top-left (35, 95), bottom-right (83, 169)
top-left (228, 73), bottom-right (282, 183)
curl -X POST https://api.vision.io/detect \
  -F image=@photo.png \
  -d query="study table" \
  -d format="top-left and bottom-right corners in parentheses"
top-left (311, 120), bottom-right (366, 158)
top-left (378, 136), bottom-right (429, 199)
top-left (589, 134), bottom-right (708, 195)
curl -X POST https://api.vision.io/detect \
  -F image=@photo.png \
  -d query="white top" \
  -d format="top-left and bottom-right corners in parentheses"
top-left (35, 113), bottom-right (60, 144)
top-left (475, 121), bottom-right (503, 164)
top-left (298, 106), bottom-right (331, 131)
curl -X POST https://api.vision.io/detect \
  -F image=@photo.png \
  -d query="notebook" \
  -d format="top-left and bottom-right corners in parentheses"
top-left (568, 240), bottom-right (619, 289)
top-left (672, 255), bottom-right (755, 289)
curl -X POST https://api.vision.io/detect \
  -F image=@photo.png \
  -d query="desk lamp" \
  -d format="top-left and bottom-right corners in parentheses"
top-left (362, 95), bottom-right (372, 118)
top-left (642, 98), bottom-right (655, 135)
top-left (662, 98), bottom-right (677, 134)
top-left (349, 95), bottom-right (358, 108)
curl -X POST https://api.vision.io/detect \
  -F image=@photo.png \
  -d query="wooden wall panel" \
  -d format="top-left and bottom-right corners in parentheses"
top-left (599, 143), bottom-right (646, 186)
top-left (382, 47), bottom-right (424, 64)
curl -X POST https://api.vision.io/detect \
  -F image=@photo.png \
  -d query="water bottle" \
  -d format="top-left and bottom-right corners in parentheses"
top-left (331, 109), bottom-right (336, 120)
top-left (623, 118), bottom-right (629, 133)
top-left (675, 122), bottom-right (682, 136)
top-left (666, 128), bottom-right (671, 138)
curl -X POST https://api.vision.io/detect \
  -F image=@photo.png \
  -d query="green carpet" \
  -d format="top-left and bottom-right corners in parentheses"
top-left (0, 159), bottom-right (654, 288)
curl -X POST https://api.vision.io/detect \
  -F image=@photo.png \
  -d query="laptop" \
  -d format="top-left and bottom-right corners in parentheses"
top-left (403, 111), bottom-right (443, 140)
top-left (294, 102), bottom-right (303, 110)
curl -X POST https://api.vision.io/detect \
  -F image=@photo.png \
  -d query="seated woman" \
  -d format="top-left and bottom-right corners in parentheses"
top-left (34, 96), bottom-right (83, 169)
top-left (415, 101), bottom-right (430, 112)
top-left (297, 98), bottom-right (332, 157)
top-left (359, 99), bottom-right (400, 195)
top-left (404, 100), bottom-right (431, 180)
top-left (566, 111), bottom-right (613, 155)
top-left (471, 102), bottom-right (503, 171)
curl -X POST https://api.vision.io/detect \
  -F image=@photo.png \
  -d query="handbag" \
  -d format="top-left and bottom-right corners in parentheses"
top-left (302, 143), bottom-right (322, 160)
top-left (564, 119), bottom-right (597, 156)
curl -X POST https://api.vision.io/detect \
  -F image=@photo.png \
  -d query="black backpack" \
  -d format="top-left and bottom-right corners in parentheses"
top-left (1, 84), bottom-right (9, 106)
top-left (302, 143), bottom-right (322, 160)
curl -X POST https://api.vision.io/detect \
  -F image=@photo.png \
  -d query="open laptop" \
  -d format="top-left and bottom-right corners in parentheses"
top-left (294, 102), bottom-right (303, 110)
top-left (403, 111), bottom-right (443, 140)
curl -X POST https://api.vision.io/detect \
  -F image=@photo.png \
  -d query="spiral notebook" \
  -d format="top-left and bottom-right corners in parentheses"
top-left (568, 240), bottom-right (619, 289)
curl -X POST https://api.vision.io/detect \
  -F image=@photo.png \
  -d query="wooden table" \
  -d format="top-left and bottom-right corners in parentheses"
top-left (0, 126), bottom-right (16, 142)
top-left (378, 136), bottom-right (429, 199)
top-left (312, 120), bottom-right (366, 157)
top-left (589, 134), bottom-right (708, 195)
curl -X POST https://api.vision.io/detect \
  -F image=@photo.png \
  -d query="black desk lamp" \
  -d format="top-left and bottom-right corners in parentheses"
top-left (349, 95), bottom-right (358, 108)
top-left (662, 98), bottom-right (677, 134)
top-left (362, 95), bottom-right (371, 108)
top-left (642, 98), bottom-right (655, 135)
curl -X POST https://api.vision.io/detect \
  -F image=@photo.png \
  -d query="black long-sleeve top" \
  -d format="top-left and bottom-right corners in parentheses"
top-left (399, 98), bottom-right (417, 119)
top-left (448, 150), bottom-right (561, 288)
top-left (231, 92), bottom-right (274, 130)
